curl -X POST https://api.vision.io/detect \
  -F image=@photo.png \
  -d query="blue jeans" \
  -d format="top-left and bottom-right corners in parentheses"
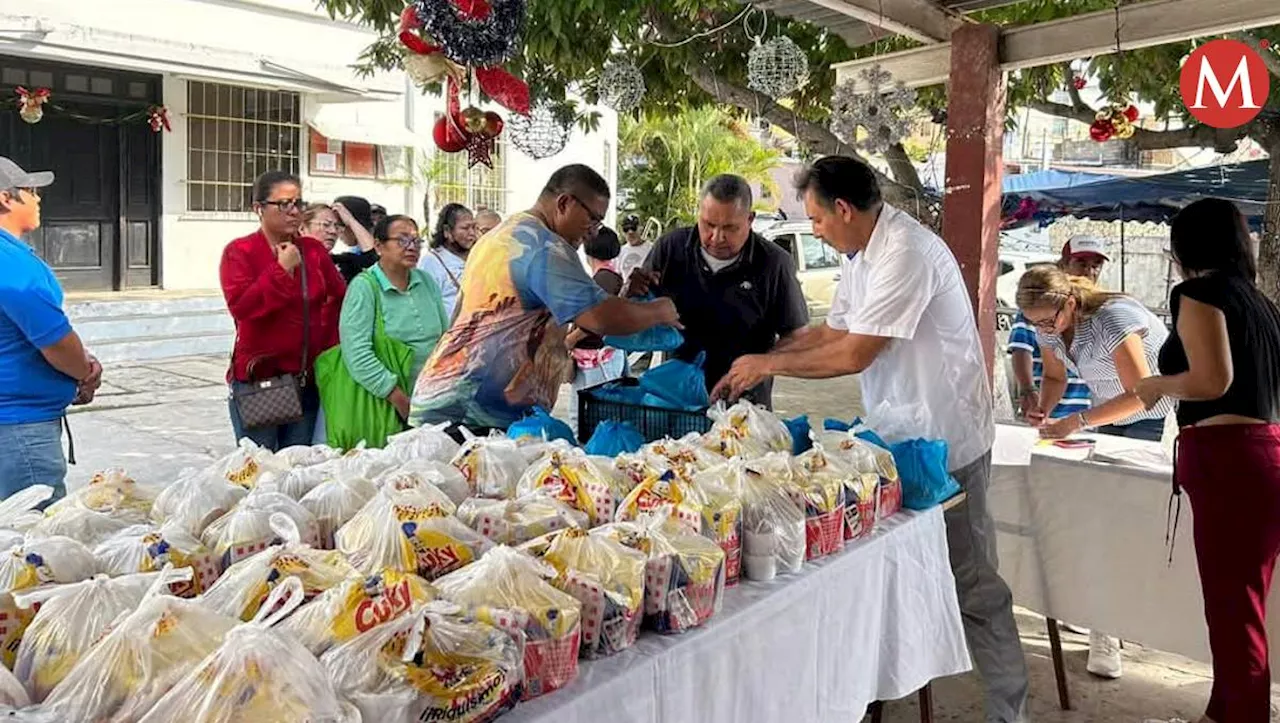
top-left (228, 382), bottom-right (320, 452)
top-left (0, 419), bottom-right (68, 501)
top-left (1097, 417), bottom-right (1166, 442)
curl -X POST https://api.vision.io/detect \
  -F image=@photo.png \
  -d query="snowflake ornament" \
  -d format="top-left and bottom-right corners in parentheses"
top-left (597, 58), bottom-right (646, 114)
top-left (747, 36), bottom-right (809, 99)
top-left (830, 65), bottom-right (917, 154)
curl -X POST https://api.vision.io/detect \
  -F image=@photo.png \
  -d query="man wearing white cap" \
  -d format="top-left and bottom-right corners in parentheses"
top-left (0, 157), bottom-right (101, 501)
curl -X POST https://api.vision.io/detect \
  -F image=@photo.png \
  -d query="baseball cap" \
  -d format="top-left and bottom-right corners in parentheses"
top-left (0, 157), bottom-right (54, 189)
top-left (621, 214), bottom-right (640, 231)
top-left (1062, 235), bottom-right (1109, 261)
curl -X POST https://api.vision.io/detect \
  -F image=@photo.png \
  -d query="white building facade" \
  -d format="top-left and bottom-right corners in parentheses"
top-left (0, 0), bottom-right (618, 291)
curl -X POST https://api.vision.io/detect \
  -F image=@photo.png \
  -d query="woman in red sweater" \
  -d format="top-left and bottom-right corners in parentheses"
top-left (219, 170), bottom-right (345, 450)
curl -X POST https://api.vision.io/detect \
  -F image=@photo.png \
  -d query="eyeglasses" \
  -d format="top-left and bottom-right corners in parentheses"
top-left (570, 194), bottom-right (605, 228)
top-left (262, 198), bottom-right (304, 212)
top-left (1028, 306), bottom-right (1064, 332)
top-left (312, 221), bottom-right (341, 231)
top-left (391, 235), bottom-right (423, 250)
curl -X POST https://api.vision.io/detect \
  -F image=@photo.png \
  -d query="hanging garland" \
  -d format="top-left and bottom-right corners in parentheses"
top-left (597, 58), bottom-right (646, 114)
top-left (1089, 104), bottom-right (1139, 143)
top-left (829, 65), bottom-right (916, 155)
top-left (507, 102), bottom-right (569, 159)
top-left (413, 0), bottom-right (525, 68)
top-left (13, 88), bottom-right (171, 132)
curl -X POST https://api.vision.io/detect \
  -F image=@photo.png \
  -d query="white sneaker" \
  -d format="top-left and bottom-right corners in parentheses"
top-left (1087, 630), bottom-right (1123, 679)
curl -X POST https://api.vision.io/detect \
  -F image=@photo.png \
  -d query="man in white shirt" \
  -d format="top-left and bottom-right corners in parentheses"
top-left (615, 215), bottom-right (652, 280)
top-left (713, 156), bottom-right (1029, 723)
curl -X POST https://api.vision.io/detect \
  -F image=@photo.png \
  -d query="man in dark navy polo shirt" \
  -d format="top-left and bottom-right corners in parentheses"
top-left (0, 157), bottom-right (100, 500)
top-left (630, 174), bottom-right (809, 408)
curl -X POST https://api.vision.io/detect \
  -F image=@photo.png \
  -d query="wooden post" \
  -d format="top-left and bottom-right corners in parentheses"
top-left (941, 23), bottom-right (1006, 382)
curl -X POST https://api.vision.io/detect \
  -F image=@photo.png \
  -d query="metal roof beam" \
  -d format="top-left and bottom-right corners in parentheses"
top-left (798, 0), bottom-right (961, 43)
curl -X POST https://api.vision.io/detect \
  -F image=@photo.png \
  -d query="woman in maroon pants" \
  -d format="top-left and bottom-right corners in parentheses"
top-left (1137, 198), bottom-right (1280, 723)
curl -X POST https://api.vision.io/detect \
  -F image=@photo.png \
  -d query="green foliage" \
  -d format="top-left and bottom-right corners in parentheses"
top-left (619, 107), bottom-right (782, 226)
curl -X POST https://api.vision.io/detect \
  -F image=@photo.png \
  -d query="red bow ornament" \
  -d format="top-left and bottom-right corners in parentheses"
top-left (397, 2), bottom-right (529, 115)
top-left (15, 86), bottom-right (50, 124)
top-left (147, 106), bottom-right (172, 133)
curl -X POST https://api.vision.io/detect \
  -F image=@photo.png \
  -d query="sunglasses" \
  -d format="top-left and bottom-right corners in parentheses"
top-left (570, 194), bottom-right (605, 228)
top-left (262, 198), bottom-right (304, 212)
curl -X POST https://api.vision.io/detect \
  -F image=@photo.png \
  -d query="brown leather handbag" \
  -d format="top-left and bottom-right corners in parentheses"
top-left (231, 258), bottom-right (310, 430)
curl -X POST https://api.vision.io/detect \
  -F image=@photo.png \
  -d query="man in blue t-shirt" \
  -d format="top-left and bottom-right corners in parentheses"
top-left (0, 157), bottom-right (101, 500)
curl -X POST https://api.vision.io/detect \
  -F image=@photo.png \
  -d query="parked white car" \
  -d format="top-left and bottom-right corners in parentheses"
top-left (759, 221), bottom-right (842, 318)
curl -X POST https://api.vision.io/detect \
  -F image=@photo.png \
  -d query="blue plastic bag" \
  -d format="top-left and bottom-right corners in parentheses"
top-left (604, 325), bottom-right (683, 352)
top-left (638, 351), bottom-right (709, 409)
top-left (784, 415), bottom-right (813, 455)
top-left (889, 438), bottom-right (960, 510)
top-left (507, 406), bottom-right (577, 445)
top-left (823, 417), bottom-right (891, 450)
top-left (590, 383), bottom-right (648, 405)
top-left (823, 417), bottom-right (854, 432)
top-left (584, 420), bottom-right (646, 456)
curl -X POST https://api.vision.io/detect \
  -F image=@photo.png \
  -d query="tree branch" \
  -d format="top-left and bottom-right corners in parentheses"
top-left (1026, 98), bottom-right (1254, 153)
top-left (1060, 62), bottom-right (1089, 115)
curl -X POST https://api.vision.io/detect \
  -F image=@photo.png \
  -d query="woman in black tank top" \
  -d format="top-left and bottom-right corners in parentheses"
top-left (1134, 198), bottom-right (1280, 723)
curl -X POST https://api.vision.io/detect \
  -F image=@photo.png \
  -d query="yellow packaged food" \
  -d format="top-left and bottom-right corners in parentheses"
top-left (616, 468), bottom-right (705, 536)
top-left (793, 445), bottom-right (850, 560)
top-left (93, 523), bottom-right (221, 597)
top-left (517, 449), bottom-right (618, 526)
top-left (703, 401), bottom-right (793, 460)
top-left (279, 568), bottom-right (435, 656)
top-left (337, 488), bottom-right (491, 581)
top-left (201, 489), bottom-right (321, 569)
top-left (0, 535), bottom-right (97, 669)
top-left (202, 513), bottom-right (356, 622)
top-left (457, 495), bottom-right (587, 545)
top-left (435, 546), bottom-right (582, 699)
top-left (322, 600), bottom-right (522, 723)
top-left (211, 439), bottom-right (291, 489)
top-left (541, 528), bottom-right (646, 658)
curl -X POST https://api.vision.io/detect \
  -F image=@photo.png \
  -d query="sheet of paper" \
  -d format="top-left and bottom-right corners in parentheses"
top-left (993, 424), bottom-right (1040, 467)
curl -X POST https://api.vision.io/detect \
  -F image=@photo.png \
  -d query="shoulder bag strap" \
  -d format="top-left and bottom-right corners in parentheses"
top-left (431, 249), bottom-right (462, 291)
top-left (299, 249), bottom-right (310, 386)
top-left (363, 271), bottom-right (386, 338)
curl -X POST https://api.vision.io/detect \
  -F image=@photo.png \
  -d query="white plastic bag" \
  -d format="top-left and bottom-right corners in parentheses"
top-left (299, 474), bottom-right (378, 549)
top-left (0, 662), bottom-right (30, 709)
top-left (278, 568), bottom-right (435, 656)
top-left (373, 458), bottom-right (470, 506)
top-left (740, 454), bottom-right (806, 574)
top-left (516, 448), bottom-right (619, 525)
top-left (704, 400), bottom-right (793, 460)
top-left (275, 444), bottom-right (341, 468)
top-left (384, 422), bottom-right (461, 464)
top-left (210, 439), bottom-right (291, 489)
top-left (41, 469), bottom-right (161, 538)
top-left (0, 536), bottom-right (97, 593)
top-left (457, 495), bottom-right (587, 545)
top-left (94, 523), bottom-right (221, 596)
top-left (200, 490), bottom-right (321, 569)
top-left (336, 488), bottom-right (490, 581)
top-left (150, 466), bottom-right (249, 536)
top-left (335, 444), bottom-right (400, 480)
top-left (450, 435), bottom-right (530, 499)
top-left (0, 485), bottom-right (55, 534)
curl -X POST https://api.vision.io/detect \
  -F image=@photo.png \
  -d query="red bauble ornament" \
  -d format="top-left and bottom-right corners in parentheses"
top-left (433, 116), bottom-right (468, 152)
top-left (1123, 104), bottom-right (1139, 122)
top-left (482, 111), bottom-right (504, 138)
top-left (1089, 120), bottom-right (1114, 142)
top-left (1072, 76), bottom-right (1087, 90)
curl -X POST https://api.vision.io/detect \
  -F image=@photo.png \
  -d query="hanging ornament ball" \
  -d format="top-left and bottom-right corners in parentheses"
top-left (1089, 119), bottom-right (1114, 142)
top-left (747, 36), bottom-right (810, 99)
top-left (1123, 104), bottom-right (1140, 122)
top-left (1072, 75), bottom-right (1087, 90)
top-left (413, 0), bottom-right (526, 68)
top-left (482, 111), bottom-right (504, 138)
top-left (508, 103), bottom-right (569, 160)
top-left (459, 106), bottom-right (487, 135)
top-left (19, 105), bottom-right (42, 124)
top-left (433, 116), bottom-right (469, 153)
top-left (829, 64), bottom-right (916, 155)
top-left (597, 58), bottom-right (646, 114)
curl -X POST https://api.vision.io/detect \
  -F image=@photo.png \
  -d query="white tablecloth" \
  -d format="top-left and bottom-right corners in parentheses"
top-left (506, 507), bottom-right (971, 723)
top-left (990, 423), bottom-right (1280, 679)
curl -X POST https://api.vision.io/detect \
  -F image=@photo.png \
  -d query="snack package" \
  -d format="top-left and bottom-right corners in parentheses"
top-left (792, 446), bottom-right (850, 560)
top-left (279, 568), bottom-right (435, 656)
top-left (0, 485), bottom-right (55, 535)
top-left (815, 430), bottom-right (903, 525)
top-left (137, 577), bottom-right (351, 723)
top-left (435, 546), bottom-right (582, 699)
top-left (615, 468), bottom-right (705, 533)
top-left (451, 435), bottom-right (533, 499)
top-left (202, 514), bottom-right (357, 622)
top-left (299, 473), bottom-right (378, 549)
top-left (540, 528), bottom-right (646, 658)
top-left (704, 401), bottom-right (793, 460)
top-left (322, 600), bottom-right (523, 723)
top-left (211, 439), bottom-right (291, 489)
top-left (374, 458), bottom-right (471, 506)
top-left (616, 467), bottom-right (742, 583)
top-left (593, 515), bottom-right (725, 635)
top-left (385, 421), bottom-right (462, 465)
top-left (201, 490), bottom-right (321, 569)
top-left (689, 462), bottom-right (747, 586)
top-left (336, 488), bottom-right (490, 581)
top-left (94, 523), bottom-right (222, 596)
top-left (0, 536), bottom-right (98, 668)
top-left (13, 568), bottom-right (187, 702)
top-left (150, 467), bottom-right (250, 536)
top-left (740, 454), bottom-right (807, 574)
top-left (275, 444), bottom-right (342, 468)
top-left (457, 495), bottom-right (587, 545)
top-left (516, 448), bottom-right (618, 526)
top-left (37, 572), bottom-right (241, 722)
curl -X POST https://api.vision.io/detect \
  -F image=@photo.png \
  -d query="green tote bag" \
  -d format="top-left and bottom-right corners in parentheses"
top-left (315, 271), bottom-right (417, 449)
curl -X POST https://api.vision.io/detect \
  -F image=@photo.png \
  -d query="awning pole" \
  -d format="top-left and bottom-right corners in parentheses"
top-left (1119, 207), bottom-right (1127, 294)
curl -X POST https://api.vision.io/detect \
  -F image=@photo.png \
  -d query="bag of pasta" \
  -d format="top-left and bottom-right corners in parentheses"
top-left (151, 467), bottom-right (249, 536)
top-left (516, 448), bottom-right (618, 526)
top-left (704, 401), bottom-right (793, 460)
top-left (740, 453), bottom-right (807, 575)
top-left (451, 434), bottom-right (531, 499)
top-left (201, 489), bottom-right (321, 569)
top-left (322, 600), bottom-right (523, 723)
top-left (137, 577), bottom-right (353, 723)
top-left (593, 514), bottom-right (725, 635)
top-left (94, 523), bottom-right (221, 596)
top-left (13, 567), bottom-right (187, 702)
top-left (435, 546), bottom-right (582, 699)
top-left (300, 472), bottom-right (378, 549)
top-left (540, 527), bottom-right (646, 658)
top-left (385, 421), bottom-right (461, 465)
top-left (278, 567), bottom-right (435, 656)
top-left (374, 457), bottom-right (471, 506)
top-left (336, 487), bottom-right (489, 581)
top-left (36, 570), bottom-right (240, 722)
top-left (792, 445), bottom-right (850, 560)
top-left (457, 495), bottom-right (587, 545)
top-left (202, 514), bottom-right (356, 622)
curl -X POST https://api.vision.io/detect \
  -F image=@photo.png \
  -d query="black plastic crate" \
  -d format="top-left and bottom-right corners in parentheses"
top-left (577, 377), bottom-right (711, 444)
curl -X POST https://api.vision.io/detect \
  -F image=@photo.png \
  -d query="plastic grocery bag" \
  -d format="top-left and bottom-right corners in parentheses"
top-left (278, 567), bottom-right (435, 656)
top-left (0, 536), bottom-right (97, 593)
top-left (275, 444), bottom-right (341, 468)
top-left (457, 495), bottom-right (587, 545)
top-left (792, 445), bottom-right (850, 560)
top-left (322, 600), bottom-right (523, 723)
top-left (299, 473), bottom-right (378, 548)
top-left (540, 528), bottom-right (646, 658)
top-left (891, 438), bottom-right (960, 510)
top-left (36, 567), bottom-right (241, 722)
top-left (385, 421), bottom-right (461, 465)
top-left (13, 567), bottom-right (187, 702)
top-left (202, 514), bottom-right (356, 622)
top-left (638, 351), bottom-right (710, 409)
top-left (200, 490), bottom-right (321, 569)
top-left (507, 406), bottom-right (578, 445)
top-left (704, 400), bottom-right (793, 460)
top-left (336, 487), bottom-right (490, 581)
top-left (45, 468), bottom-right (160, 523)
top-left (94, 523), bottom-right (221, 596)
top-left (434, 546), bottom-right (582, 699)
top-left (583, 420), bottom-right (645, 457)
top-left (616, 469), bottom-right (706, 535)
top-left (589, 383), bottom-right (648, 406)
top-left (741, 454), bottom-right (806, 574)
top-left (29, 503), bottom-right (132, 547)
top-left (450, 434), bottom-right (530, 499)
top-left (640, 433), bottom-right (724, 479)
top-left (373, 458), bottom-right (470, 506)
top-left (150, 467), bottom-right (249, 536)
top-left (211, 439), bottom-right (291, 489)
top-left (517, 448), bottom-right (618, 526)
top-left (784, 415), bottom-right (813, 455)
top-left (137, 577), bottom-right (352, 723)
top-left (603, 325), bottom-right (683, 353)
top-left (0, 486), bottom-right (55, 535)
top-left (0, 662), bottom-right (29, 709)
top-left (336, 443), bottom-right (401, 480)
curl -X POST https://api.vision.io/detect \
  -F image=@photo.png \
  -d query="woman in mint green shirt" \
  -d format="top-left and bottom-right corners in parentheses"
top-left (339, 215), bottom-right (449, 421)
